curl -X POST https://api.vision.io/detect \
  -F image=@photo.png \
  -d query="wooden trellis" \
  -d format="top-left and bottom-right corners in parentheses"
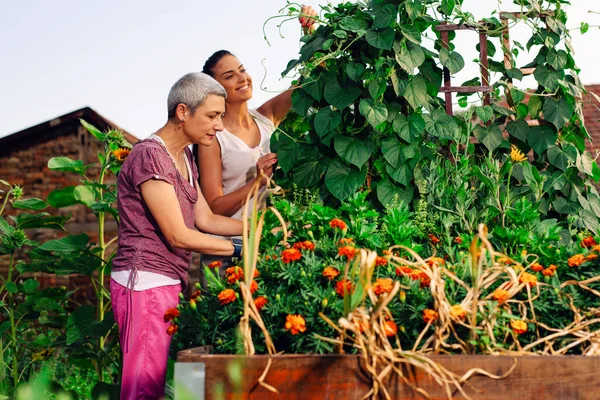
top-left (434, 11), bottom-right (551, 121)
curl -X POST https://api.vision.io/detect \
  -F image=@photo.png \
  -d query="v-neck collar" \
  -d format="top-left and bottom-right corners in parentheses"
top-left (148, 135), bottom-right (194, 188)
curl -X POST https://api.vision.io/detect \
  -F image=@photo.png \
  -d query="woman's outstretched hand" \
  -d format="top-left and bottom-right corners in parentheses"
top-left (299, 5), bottom-right (317, 34)
top-left (256, 153), bottom-right (278, 186)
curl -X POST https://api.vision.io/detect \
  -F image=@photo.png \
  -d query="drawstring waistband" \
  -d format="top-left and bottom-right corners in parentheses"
top-left (123, 266), bottom-right (139, 354)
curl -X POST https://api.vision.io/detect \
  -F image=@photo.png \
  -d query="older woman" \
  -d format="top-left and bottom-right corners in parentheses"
top-left (110, 72), bottom-right (243, 399)
top-left (195, 6), bottom-right (317, 272)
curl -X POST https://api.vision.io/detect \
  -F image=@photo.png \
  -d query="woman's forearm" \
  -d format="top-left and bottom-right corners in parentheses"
top-left (200, 214), bottom-right (244, 237)
top-left (170, 228), bottom-right (236, 256)
top-left (208, 179), bottom-right (257, 217)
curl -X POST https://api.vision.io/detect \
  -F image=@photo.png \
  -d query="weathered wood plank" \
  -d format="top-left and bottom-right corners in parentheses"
top-left (177, 351), bottom-right (600, 400)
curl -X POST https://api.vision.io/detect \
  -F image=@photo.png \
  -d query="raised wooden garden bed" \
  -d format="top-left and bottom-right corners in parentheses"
top-left (177, 347), bottom-right (600, 399)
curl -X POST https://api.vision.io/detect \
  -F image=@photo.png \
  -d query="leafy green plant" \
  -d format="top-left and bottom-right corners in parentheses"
top-left (271, 0), bottom-right (600, 233)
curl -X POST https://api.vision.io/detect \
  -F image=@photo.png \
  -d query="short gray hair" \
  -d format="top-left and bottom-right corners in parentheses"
top-left (167, 72), bottom-right (226, 119)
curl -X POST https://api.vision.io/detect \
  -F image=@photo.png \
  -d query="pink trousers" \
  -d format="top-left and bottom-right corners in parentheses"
top-left (110, 278), bottom-right (181, 400)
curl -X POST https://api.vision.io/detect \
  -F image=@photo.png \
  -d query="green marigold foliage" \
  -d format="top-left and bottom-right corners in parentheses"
top-left (272, 0), bottom-right (600, 232)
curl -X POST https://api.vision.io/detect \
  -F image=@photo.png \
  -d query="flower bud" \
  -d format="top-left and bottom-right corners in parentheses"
top-left (190, 299), bottom-right (197, 311)
top-left (399, 290), bottom-right (406, 303)
top-left (179, 292), bottom-right (184, 300)
top-left (321, 298), bottom-right (328, 308)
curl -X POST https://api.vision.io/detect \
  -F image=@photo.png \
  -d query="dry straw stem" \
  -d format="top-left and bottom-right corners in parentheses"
top-left (238, 172), bottom-right (286, 394)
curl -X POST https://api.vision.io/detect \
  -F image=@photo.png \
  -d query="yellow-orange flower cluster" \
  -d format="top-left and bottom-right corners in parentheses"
top-left (282, 248), bottom-right (302, 264)
top-left (329, 218), bottom-right (347, 230)
top-left (293, 241), bottom-right (315, 251)
top-left (112, 148), bottom-right (131, 163)
top-left (207, 260), bottom-right (222, 269)
top-left (190, 290), bottom-right (201, 302)
top-left (428, 234), bottom-right (440, 245)
top-left (542, 264), bottom-right (557, 277)
top-left (375, 256), bottom-right (387, 266)
top-left (395, 266), bottom-right (430, 288)
top-left (338, 245), bottom-right (356, 260)
top-left (451, 305), bottom-right (467, 320)
top-left (384, 320), bottom-right (398, 337)
top-left (592, 245), bottom-right (600, 253)
top-left (423, 309), bottom-right (439, 324)
top-left (322, 266), bottom-right (340, 281)
top-left (164, 308), bottom-right (180, 322)
top-left (519, 272), bottom-right (538, 287)
top-left (218, 288), bottom-right (236, 305)
top-left (226, 266), bottom-right (244, 284)
top-left (338, 237), bottom-right (354, 246)
top-left (568, 254), bottom-right (586, 267)
top-left (166, 324), bottom-right (179, 336)
top-left (335, 279), bottom-right (355, 297)
top-left (581, 236), bottom-right (597, 249)
top-left (285, 314), bottom-right (306, 335)
top-left (250, 280), bottom-right (258, 295)
top-left (454, 236), bottom-right (463, 244)
top-left (531, 262), bottom-right (544, 272)
top-left (510, 319), bottom-right (527, 335)
top-left (254, 296), bottom-right (268, 311)
top-left (373, 278), bottom-right (393, 296)
top-left (426, 257), bottom-right (445, 267)
top-left (587, 254), bottom-right (598, 262)
top-left (493, 289), bottom-right (510, 303)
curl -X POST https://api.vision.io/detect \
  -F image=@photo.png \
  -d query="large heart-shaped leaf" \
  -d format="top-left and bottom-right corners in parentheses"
top-left (376, 179), bottom-right (414, 206)
top-left (395, 42), bottom-right (425, 73)
top-left (66, 306), bottom-right (114, 345)
top-left (365, 27), bottom-right (395, 50)
top-left (47, 157), bottom-right (90, 175)
top-left (543, 97), bottom-right (573, 131)
top-left (334, 136), bottom-right (373, 168)
top-left (439, 48), bottom-right (465, 74)
top-left (359, 99), bottom-right (388, 128)
top-left (506, 120), bottom-right (530, 142)
top-left (325, 160), bottom-right (367, 201)
top-left (372, 4), bottom-right (397, 29)
top-left (12, 198), bottom-right (48, 211)
top-left (474, 124), bottom-right (504, 152)
top-left (386, 161), bottom-right (414, 186)
top-left (423, 109), bottom-right (458, 139)
top-left (291, 89), bottom-right (313, 115)
top-left (339, 16), bottom-right (369, 32)
top-left (403, 75), bottom-right (428, 110)
top-left (382, 137), bottom-right (418, 168)
top-left (547, 145), bottom-right (577, 171)
top-left (400, 24), bottom-right (421, 44)
top-left (405, 0), bottom-right (423, 21)
top-left (475, 106), bottom-right (493, 123)
top-left (527, 125), bottom-right (558, 155)
top-left (346, 63), bottom-right (365, 81)
top-left (324, 78), bottom-right (361, 110)
top-left (393, 114), bottom-right (425, 142)
top-left (74, 185), bottom-right (97, 208)
top-left (303, 78), bottom-right (324, 101)
top-left (533, 65), bottom-right (564, 91)
top-left (546, 49), bottom-right (568, 70)
top-left (47, 186), bottom-right (78, 208)
top-left (38, 234), bottom-right (89, 253)
top-left (293, 151), bottom-right (325, 188)
top-left (314, 108), bottom-right (342, 138)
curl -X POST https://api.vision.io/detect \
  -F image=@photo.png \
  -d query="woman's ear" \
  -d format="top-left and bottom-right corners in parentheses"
top-left (176, 103), bottom-right (188, 122)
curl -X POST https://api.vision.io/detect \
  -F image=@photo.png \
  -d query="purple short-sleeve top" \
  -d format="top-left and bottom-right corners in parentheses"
top-left (112, 139), bottom-right (199, 288)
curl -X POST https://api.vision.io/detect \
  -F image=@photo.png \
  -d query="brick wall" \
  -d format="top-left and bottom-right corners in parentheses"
top-left (583, 84), bottom-right (600, 155)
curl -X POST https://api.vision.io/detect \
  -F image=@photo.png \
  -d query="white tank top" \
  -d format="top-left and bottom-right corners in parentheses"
top-left (217, 109), bottom-right (275, 221)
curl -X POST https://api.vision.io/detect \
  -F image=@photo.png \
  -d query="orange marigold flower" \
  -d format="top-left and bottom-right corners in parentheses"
top-left (164, 308), bottom-right (180, 322)
top-left (493, 289), bottom-right (510, 303)
top-left (112, 148), bottom-right (131, 163)
top-left (284, 314), bottom-right (307, 335)
top-left (293, 241), bottom-right (316, 251)
top-left (338, 237), bottom-right (354, 246)
top-left (542, 268), bottom-right (555, 277)
top-left (531, 262), bottom-right (544, 272)
top-left (375, 256), bottom-right (387, 266)
top-left (166, 324), bottom-right (178, 336)
top-left (335, 279), bottom-right (355, 297)
top-left (519, 272), bottom-right (538, 287)
top-left (426, 257), bottom-right (445, 267)
top-left (338, 245), bottom-right (356, 260)
top-left (253, 269), bottom-right (260, 278)
top-left (207, 261), bottom-right (222, 269)
top-left (322, 266), bottom-right (340, 281)
top-left (218, 288), bottom-right (237, 305)
top-left (373, 278), bottom-right (394, 296)
top-left (418, 272), bottom-right (431, 288)
top-left (591, 245), bottom-right (600, 253)
top-left (250, 280), bottom-right (258, 295)
top-left (329, 218), bottom-right (347, 230)
top-left (586, 254), bottom-right (599, 262)
top-left (395, 266), bottom-right (414, 277)
top-left (190, 290), bottom-right (201, 301)
top-left (226, 266), bottom-right (244, 284)
top-left (254, 296), bottom-right (268, 311)
top-left (497, 256), bottom-right (512, 265)
top-left (428, 234), bottom-right (441, 245)
top-left (568, 254), bottom-right (586, 267)
top-left (384, 320), bottom-right (398, 337)
top-left (510, 319), bottom-right (528, 335)
top-left (548, 264), bottom-right (557, 271)
top-left (282, 248), bottom-right (302, 264)
top-left (581, 236), bottom-right (597, 249)
top-left (454, 236), bottom-right (463, 244)
top-left (451, 305), bottom-right (467, 320)
top-left (423, 309), bottom-right (439, 324)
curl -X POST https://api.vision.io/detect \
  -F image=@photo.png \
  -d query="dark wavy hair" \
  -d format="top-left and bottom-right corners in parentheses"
top-left (202, 50), bottom-right (234, 77)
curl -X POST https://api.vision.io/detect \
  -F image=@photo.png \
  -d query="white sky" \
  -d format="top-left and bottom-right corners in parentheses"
top-left (0, 0), bottom-right (598, 139)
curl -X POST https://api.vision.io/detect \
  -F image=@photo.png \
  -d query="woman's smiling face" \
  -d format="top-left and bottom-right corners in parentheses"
top-left (210, 55), bottom-right (253, 103)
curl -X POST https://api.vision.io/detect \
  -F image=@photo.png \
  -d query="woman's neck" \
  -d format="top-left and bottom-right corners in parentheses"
top-left (223, 101), bottom-right (253, 129)
top-left (153, 123), bottom-right (191, 158)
